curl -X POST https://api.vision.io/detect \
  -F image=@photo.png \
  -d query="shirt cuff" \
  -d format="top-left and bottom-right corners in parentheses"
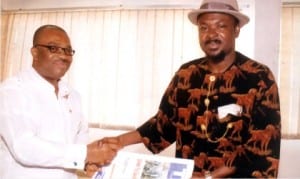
top-left (63, 144), bottom-right (87, 170)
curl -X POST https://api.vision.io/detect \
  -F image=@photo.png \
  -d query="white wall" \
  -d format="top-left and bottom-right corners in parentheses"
top-left (254, 0), bottom-right (281, 80)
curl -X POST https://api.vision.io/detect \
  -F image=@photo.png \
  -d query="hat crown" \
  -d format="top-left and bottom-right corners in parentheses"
top-left (200, 0), bottom-right (239, 12)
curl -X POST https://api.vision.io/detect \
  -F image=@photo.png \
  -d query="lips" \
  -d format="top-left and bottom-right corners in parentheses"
top-left (205, 40), bottom-right (222, 51)
top-left (207, 42), bottom-right (220, 49)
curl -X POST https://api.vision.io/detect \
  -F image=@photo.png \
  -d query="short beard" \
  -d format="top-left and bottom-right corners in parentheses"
top-left (207, 51), bottom-right (226, 63)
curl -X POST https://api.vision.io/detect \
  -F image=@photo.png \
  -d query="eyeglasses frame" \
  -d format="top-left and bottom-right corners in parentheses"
top-left (34, 44), bottom-right (75, 56)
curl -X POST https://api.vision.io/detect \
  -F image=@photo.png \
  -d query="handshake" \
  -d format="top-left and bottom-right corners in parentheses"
top-left (84, 137), bottom-right (122, 177)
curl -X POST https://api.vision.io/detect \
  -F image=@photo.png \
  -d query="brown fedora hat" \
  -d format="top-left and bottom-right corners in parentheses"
top-left (188, 0), bottom-right (249, 27)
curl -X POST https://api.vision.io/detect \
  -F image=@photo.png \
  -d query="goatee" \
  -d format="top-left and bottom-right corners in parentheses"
top-left (207, 51), bottom-right (226, 63)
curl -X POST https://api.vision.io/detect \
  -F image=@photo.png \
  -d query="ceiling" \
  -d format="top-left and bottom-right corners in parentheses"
top-left (1, 0), bottom-right (300, 11)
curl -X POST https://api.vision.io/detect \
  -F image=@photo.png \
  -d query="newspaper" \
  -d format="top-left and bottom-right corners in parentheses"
top-left (92, 151), bottom-right (194, 179)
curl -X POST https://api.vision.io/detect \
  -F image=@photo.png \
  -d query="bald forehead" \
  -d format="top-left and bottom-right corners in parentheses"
top-left (33, 25), bottom-right (68, 45)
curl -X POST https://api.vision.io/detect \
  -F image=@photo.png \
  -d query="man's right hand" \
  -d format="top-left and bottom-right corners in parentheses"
top-left (85, 138), bottom-right (122, 167)
top-left (84, 131), bottom-right (142, 177)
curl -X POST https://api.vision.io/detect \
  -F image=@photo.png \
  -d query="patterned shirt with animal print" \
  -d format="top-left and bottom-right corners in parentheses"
top-left (137, 52), bottom-right (281, 178)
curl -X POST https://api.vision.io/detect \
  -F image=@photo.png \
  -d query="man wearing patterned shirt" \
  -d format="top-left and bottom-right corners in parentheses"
top-left (102, 0), bottom-right (281, 178)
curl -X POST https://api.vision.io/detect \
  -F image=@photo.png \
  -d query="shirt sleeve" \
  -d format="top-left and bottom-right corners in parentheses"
top-left (0, 86), bottom-right (87, 170)
top-left (137, 75), bottom-right (178, 154)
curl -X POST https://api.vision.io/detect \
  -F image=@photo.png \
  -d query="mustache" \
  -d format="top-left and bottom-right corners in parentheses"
top-left (204, 39), bottom-right (222, 45)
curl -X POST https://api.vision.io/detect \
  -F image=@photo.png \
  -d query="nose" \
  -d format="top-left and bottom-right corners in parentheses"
top-left (207, 27), bottom-right (218, 38)
top-left (57, 51), bottom-right (72, 62)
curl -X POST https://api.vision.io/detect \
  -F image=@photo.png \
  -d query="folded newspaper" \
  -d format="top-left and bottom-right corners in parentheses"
top-left (92, 151), bottom-right (194, 179)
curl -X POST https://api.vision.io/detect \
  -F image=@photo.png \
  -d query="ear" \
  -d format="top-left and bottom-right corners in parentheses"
top-left (234, 25), bottom-right (241, 38)
top-left (31, 47), bottom-right (38, 60)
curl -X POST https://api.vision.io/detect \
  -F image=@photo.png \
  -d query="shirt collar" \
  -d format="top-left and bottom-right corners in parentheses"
top-left (27, 67), bottom-right (70, 97)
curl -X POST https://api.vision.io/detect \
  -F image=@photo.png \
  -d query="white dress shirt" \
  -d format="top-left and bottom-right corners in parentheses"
top-left (0, 67), bottom-right (88, 179)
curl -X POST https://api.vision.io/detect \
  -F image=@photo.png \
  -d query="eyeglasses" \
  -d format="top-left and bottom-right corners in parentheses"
top-left (34, 44), bottom-right (75, 56)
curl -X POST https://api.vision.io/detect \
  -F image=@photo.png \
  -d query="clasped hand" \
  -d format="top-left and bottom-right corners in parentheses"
top-left (85, 137), bottom-right (122, 177)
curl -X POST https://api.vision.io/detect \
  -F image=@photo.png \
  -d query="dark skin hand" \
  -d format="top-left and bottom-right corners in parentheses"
top-left (84, 138), bottom-right (123, 177)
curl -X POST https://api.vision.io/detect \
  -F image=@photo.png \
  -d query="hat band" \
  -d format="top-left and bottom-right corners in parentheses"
top-left (200, 2), bottom-right (237, 12)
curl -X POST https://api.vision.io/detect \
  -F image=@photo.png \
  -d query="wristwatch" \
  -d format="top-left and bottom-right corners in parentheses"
top-left (205, 171), bottom-right (212, 179)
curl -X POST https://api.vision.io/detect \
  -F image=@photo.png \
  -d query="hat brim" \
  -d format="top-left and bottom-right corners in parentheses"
top-left (188, 9), bottom-right (249, 27)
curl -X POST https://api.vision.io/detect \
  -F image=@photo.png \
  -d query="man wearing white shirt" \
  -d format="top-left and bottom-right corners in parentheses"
top-left (0, 24), bottom-right (121, 179)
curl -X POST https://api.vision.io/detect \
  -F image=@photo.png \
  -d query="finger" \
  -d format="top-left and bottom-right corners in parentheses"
top-left (97, 140), bottom-right (103, 147)
top-left (102, 137), bottom-right (119, 144)
top-left (108, 143), bottom-right (123, 150)
top-left (101, 143), bottom-right (118, 151)
top-left (86, 170), bottom-right (96, 177)
top-left (85, 163), bottom-right (100, 177)
top-left (105, 159), bottom-right (111, 164)
top-left (102, 159), bottom-right (113, 166)
top-left (100, 137), bottom-right (110, 143)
